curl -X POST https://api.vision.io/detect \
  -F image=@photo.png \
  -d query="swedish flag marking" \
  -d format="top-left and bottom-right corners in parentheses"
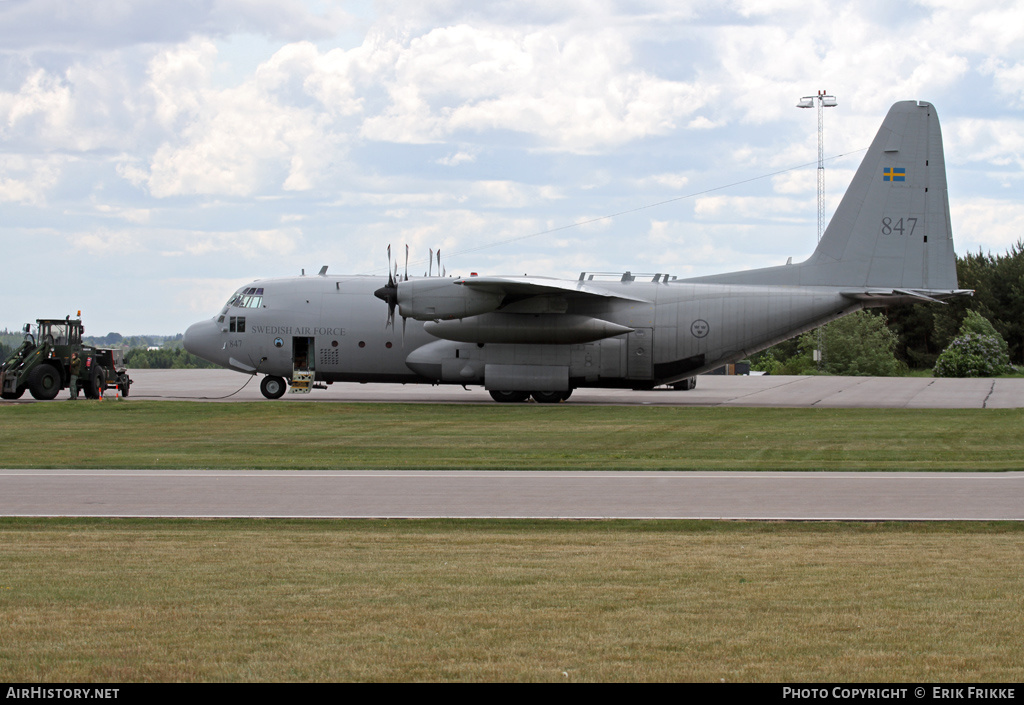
top-left (884, 167), bottom-right (906, 182)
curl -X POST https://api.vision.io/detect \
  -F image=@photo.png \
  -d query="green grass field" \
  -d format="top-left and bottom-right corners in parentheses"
top-left (3, 402), bottom-right (1022, 682)
top-left (2, 518), bottom-right (1022, 682)
top-left (2, 401), bottom-right (1022, 471)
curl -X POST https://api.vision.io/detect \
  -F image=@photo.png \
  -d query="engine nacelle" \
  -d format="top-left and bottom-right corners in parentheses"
top-left (397, 279), bottom-right (504, 321)
top-left (424, 313), bottom-right (634, 344)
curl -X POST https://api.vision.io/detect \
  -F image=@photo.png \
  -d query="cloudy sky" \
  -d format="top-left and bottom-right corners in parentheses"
top-left (1, 0), bottom-right (1021, 335)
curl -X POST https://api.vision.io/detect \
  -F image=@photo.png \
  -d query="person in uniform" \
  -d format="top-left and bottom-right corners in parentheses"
top-left (69, 352), bottom-right (81, 400)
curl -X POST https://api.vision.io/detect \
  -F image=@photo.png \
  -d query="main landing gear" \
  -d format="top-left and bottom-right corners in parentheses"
top-left (488, 389), bottom-right (573, 404)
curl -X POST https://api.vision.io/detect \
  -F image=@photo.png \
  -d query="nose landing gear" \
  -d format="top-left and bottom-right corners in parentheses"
top-left (260, 375), bottom-right (287, 399)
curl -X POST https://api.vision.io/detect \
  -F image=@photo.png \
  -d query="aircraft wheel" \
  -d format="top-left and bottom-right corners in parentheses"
top-left (672, 377), bottom-right (696, 391)
top-left (561, 389), bottom-right (573, 401)
top-left (28, 365), bottom-right (61, 400)
top-left (261, 375), bottom-right (287, 399)
top-left (531, 391), bottom-right (564, 404)
top-left (488, 390), bottom-right (529, 403)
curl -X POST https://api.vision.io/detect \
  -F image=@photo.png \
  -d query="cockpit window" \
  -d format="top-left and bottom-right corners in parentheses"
top-left (226, 286), bottom-right (264, 309)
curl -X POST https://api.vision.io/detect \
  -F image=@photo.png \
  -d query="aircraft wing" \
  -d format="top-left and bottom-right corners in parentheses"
top-left (456, 276), bottom-right (651, 303)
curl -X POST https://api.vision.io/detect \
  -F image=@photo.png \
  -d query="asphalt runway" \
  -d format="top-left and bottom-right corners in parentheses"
top-left (50, 368), bottom-right (1024, 408)
top-left (4, 371), bottom-right (1021, 521)
top-left (3, 470), bottom-right (1023, 520)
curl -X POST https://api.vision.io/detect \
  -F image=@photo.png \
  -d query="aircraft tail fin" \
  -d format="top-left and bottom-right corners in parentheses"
top-left (689, 101), bottom-right (960, 291)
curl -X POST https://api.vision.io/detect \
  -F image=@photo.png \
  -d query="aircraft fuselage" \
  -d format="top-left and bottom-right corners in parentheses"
top-left (184, 273), bottom-right (860, 392)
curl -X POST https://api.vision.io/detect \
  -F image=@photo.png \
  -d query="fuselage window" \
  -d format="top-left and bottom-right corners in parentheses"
top-left (229, 316), bottom-right (246, 333)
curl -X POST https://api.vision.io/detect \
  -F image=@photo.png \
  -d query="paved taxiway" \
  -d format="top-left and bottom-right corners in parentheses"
top-left (62, 368), bottom-right (1024, 408)
top-left (4, 371), bottom-right (1021, 520)
top-left (3, 470), bottom-right (1023, 520)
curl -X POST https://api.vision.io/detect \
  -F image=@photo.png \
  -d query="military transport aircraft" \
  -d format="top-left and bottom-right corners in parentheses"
top-left (183, 100), bottom-right (971, 402)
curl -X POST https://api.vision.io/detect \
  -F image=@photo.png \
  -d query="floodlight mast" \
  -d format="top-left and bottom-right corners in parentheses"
top-left (797, 91), bottom-right (837, 243)
top-left (797, 91), bottom-right (837, 369)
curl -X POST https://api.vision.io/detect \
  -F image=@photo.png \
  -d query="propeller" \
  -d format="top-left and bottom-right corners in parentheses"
top-left (373, 245), bottom-right (398, 329)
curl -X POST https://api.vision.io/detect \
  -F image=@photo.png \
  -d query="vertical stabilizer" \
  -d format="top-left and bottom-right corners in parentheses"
top-left (687, 101), bottom-right (959, 290)
top-left (803, 100), bottom-right (956, 288)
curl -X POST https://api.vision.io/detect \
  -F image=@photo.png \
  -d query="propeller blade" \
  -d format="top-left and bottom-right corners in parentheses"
top-left (429, 248), bottom-right (433, 277)
top-left (404, 245), bottom-right (409, 282)
top-left (374, 244), bottom-right (398, 329)
top-left (386, 245), bottom-right (395, 287)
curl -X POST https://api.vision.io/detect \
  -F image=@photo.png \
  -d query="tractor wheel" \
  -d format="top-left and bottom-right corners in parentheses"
top-left (2, 386), bottom-right (26, 400)
top-left (488, 390), bottom-right (529, 403)
top-left (84, 369), bottom-right (105, 399)
top-left (119, 374), bottom-right (131, 397)
top-left (28, 365), bottom-right (61, 400)
top-left (260, 375), bottom-right (287, 399)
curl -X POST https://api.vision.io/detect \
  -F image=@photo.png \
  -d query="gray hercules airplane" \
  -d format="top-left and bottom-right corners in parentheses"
top-left (183, 100), bottom-right (971, 402)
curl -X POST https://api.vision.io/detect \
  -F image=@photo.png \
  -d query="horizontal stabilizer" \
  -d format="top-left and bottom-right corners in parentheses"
top-left (841, 288), bottom-right (973, 304)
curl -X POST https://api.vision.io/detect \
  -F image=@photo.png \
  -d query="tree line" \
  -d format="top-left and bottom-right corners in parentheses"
top-left (0, 332), bottom-right (215, 370)
top-left (752, 240), bottom-right (1024, 376)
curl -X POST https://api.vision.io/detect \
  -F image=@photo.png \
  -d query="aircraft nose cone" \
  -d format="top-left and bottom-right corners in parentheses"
top-left (183, 319), bottom-right (221, 363)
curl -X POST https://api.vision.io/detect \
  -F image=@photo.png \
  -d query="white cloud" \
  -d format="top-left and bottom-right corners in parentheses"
top-left (0, 0), bottom-right (348, 50)
top-left (360, 24), bottom-right (712, 150)
top-left (634, 173), bottom-right (690, 191)
top-left (148, 40), bottom-right (217, 131)
top-left (164, 277), bottom-right (255, 315)
top-left (947, 117), bottom-right (1024, 170)
top-left (92, 203), bottom-right (152, 224)
top-left (66, 226), bottom-right (301, 260)
top-left (143, 42), bottom-right (346, 197)
top-left (466, 180), bottom-right (565, 208)
top-left (952, 198), bottom-right (1024, 254)
top-left (437, 150), bottom-right (476, 166)
top-left (179, 228), bottom-right (302, 258)
top-left (694, 195), bottom-right (813, 223)
top-left (0, 69), bottom-right (73, 143)
top-left (70, 228), bottom-right (148, 257)
top-left (0, 155), bottom-right (63, 204)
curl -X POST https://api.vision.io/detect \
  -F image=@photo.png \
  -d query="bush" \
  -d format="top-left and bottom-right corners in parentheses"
top-left (933, 333), bottom-right (1012, 378)
top-left (793, 311), bottom-right (905, 376)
